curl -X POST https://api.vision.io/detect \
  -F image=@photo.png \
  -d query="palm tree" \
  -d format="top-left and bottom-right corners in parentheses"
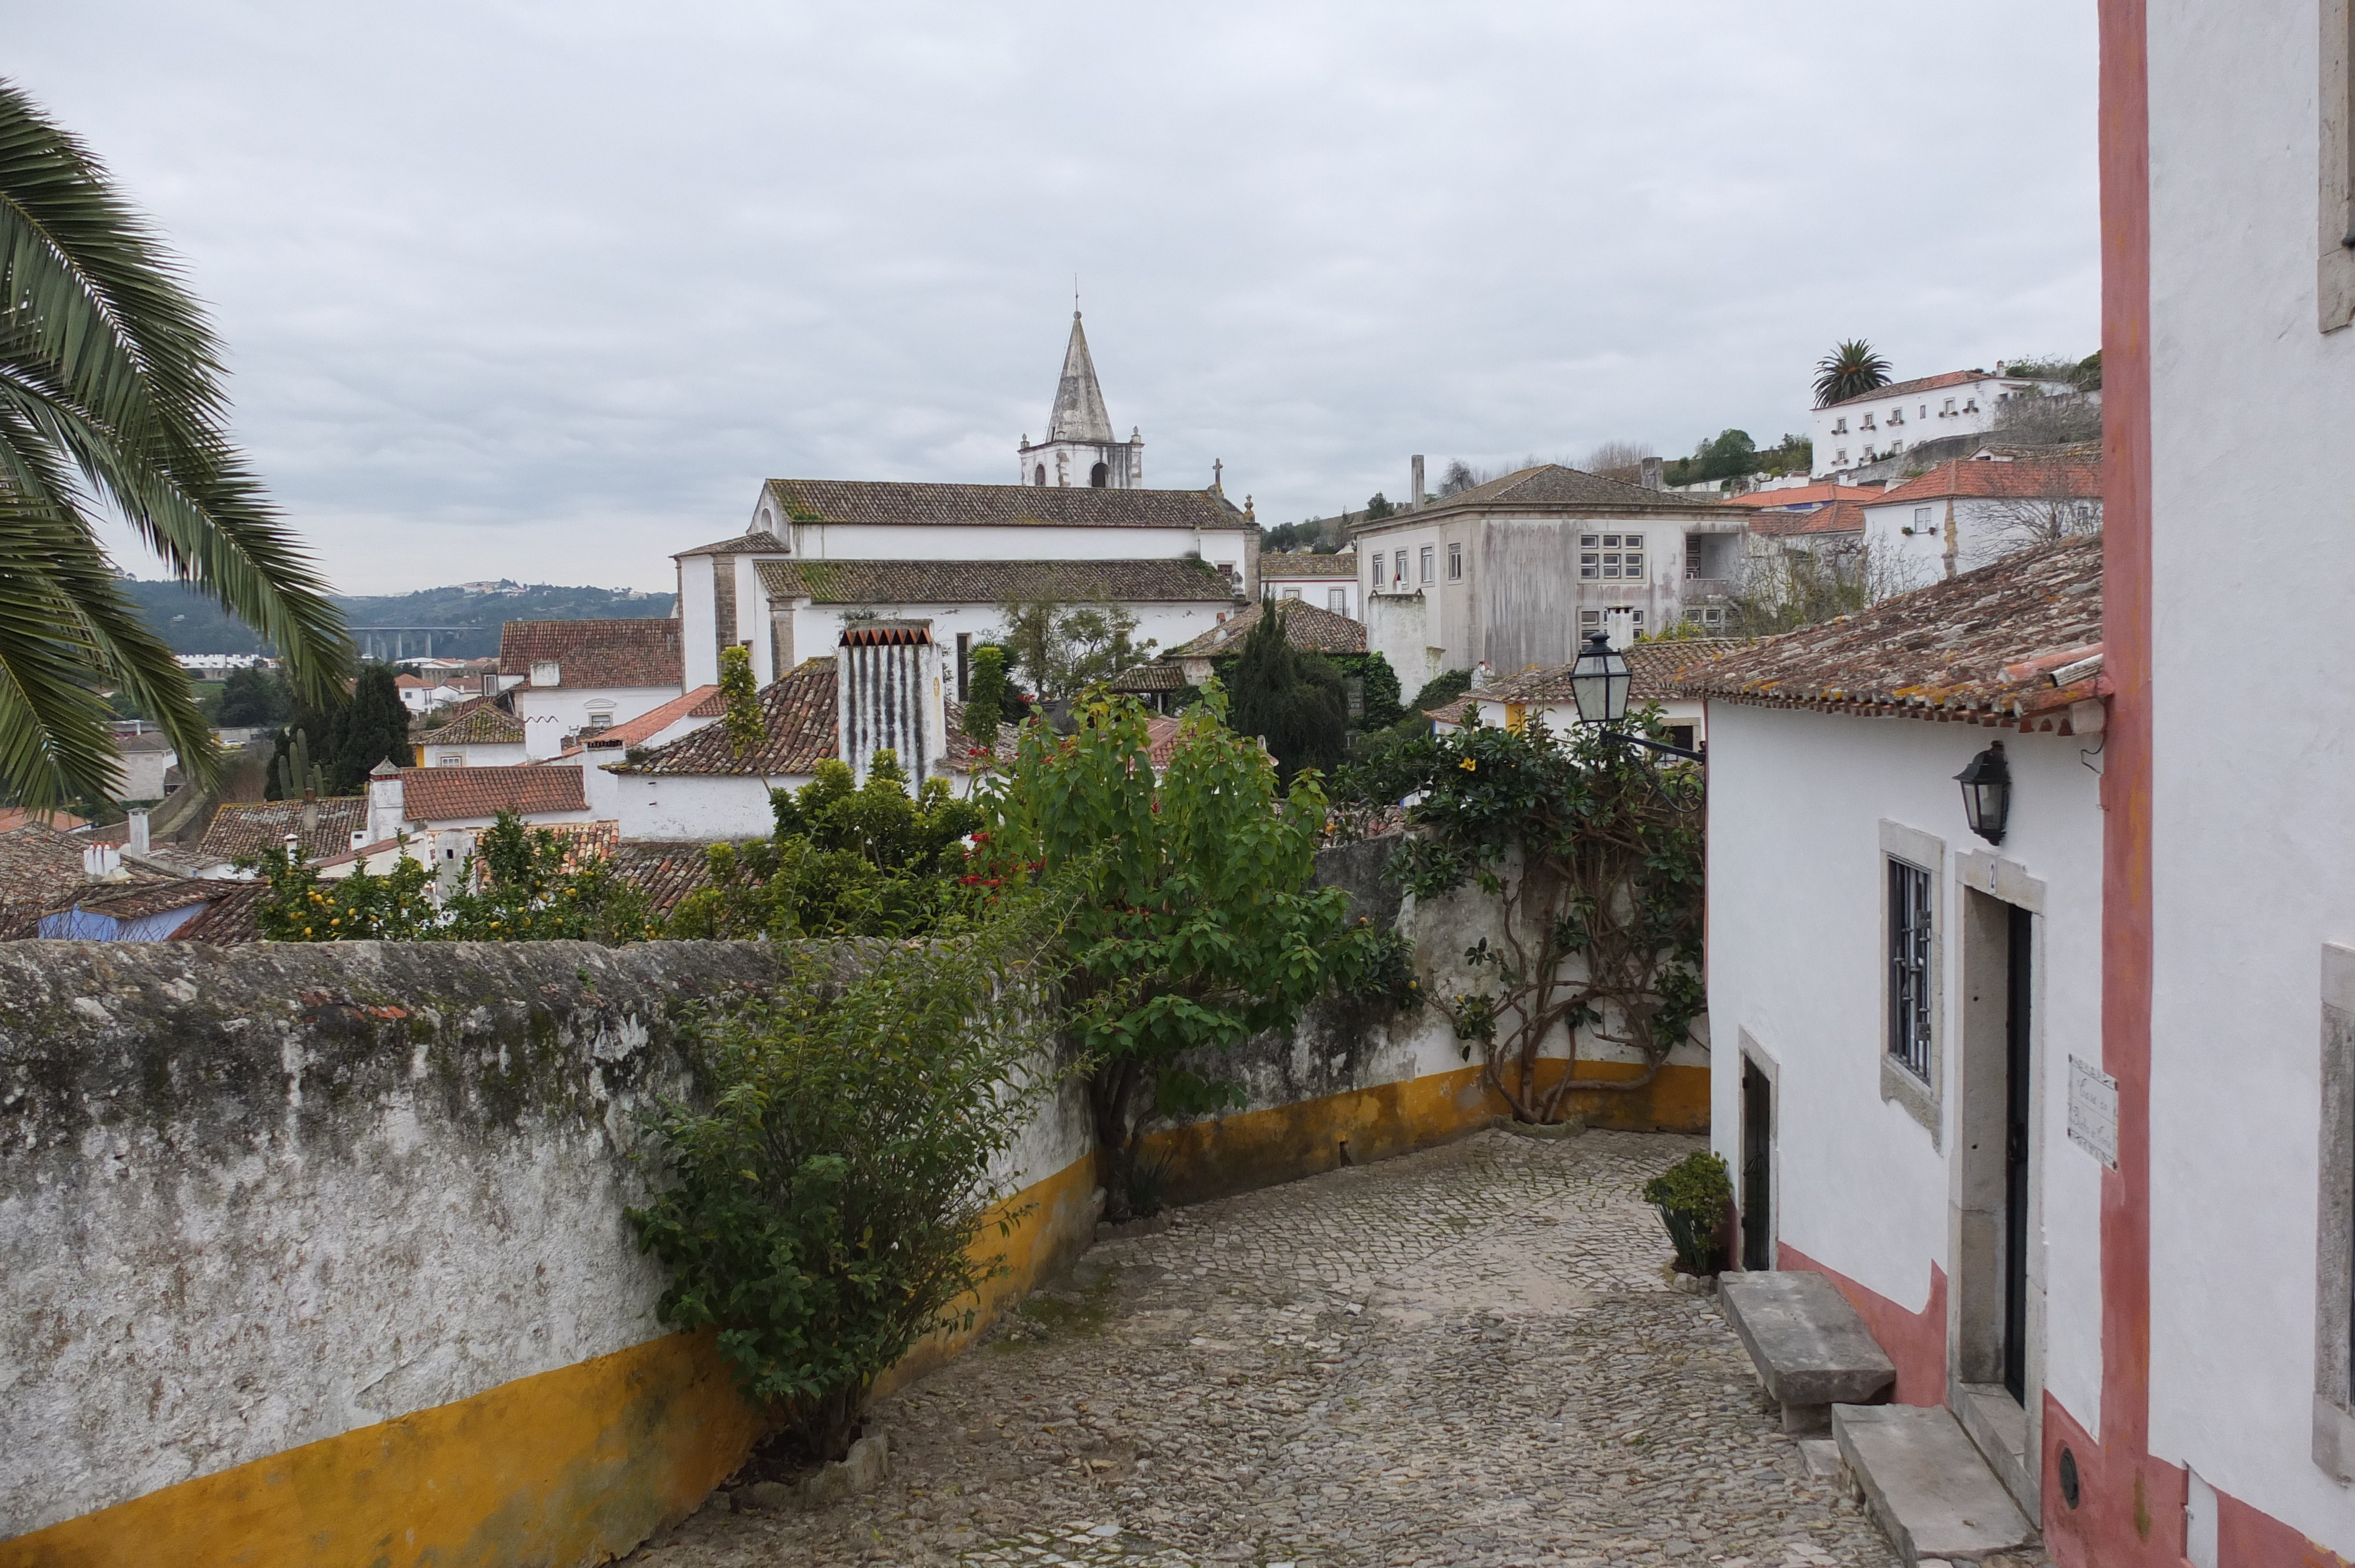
top-left (1812, 340), bottom-right (1893, 408)
top-left (1, 80), bottom-right (349, 809)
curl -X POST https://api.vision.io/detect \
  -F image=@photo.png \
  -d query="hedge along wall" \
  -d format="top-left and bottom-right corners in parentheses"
top-left (1139, 835), bottom-right (1710, 1205)
top-left (0, 939), bottom-right (1095, 1566)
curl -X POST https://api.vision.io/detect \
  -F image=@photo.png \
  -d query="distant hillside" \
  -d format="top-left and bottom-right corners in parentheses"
top-left (121, 580), bottom-right (677, 659)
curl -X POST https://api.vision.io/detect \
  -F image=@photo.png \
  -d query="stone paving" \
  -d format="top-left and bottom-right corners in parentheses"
top-left (621, 1128), bottom-right (2011, 1568)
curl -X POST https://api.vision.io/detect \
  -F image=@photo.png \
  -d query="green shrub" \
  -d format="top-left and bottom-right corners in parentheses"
top-left (628, 908), bottom-right (1064, 1463)
top-left (1642, 1151), bottom-right (1733, 1275)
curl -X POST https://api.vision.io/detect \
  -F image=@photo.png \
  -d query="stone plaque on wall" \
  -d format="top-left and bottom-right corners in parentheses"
top-left (2068, 1054), bottom-right (2120, 1170)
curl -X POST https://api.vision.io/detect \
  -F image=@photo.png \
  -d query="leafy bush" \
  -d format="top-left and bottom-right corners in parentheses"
top-left (1642, 1151), bottom-right (1733, 1275)
top-left (629, 911), bottom-right (1064, 1463)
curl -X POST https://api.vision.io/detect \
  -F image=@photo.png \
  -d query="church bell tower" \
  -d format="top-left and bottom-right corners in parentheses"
top-left (1017, 311), bottom-right (1143, 489)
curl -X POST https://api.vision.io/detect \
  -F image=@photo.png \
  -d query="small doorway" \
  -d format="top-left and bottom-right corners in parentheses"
top-left (2001, 903), bottom-right (2032, 1401)
top-left (1740, 1056), bottom-right (1773, 1271)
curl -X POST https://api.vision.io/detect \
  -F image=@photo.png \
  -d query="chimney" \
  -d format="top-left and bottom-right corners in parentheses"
top-left (366, 759), bottom-right (407, 844)
top-left (837, 620), bottom-right (946, 786)
top-left (127, 808), bottom-right (150, 856)
top-left (82, 842), bottom-right (123, 881)
top-left (1605, 607), bottom-right (1637, 650)
top-left (1640, 456), bottom-right (1664, 491)
top-left (1410, 454), bottom-right (1427, 511)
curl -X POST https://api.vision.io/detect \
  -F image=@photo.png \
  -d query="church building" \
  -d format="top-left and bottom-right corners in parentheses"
top-left (669, 311), bottom-right (1256, 705)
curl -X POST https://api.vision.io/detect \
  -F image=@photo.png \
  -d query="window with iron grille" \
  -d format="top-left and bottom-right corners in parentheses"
top-left (1888, 860), bottom-right (1934, 1079)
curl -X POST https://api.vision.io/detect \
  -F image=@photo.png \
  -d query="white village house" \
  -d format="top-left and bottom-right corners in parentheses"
top-left (1860, 451), bottom-right (2102, 588)
top-left (1811, 368), bottom-right (2081, 479)
top-left (496, 619), bottom-right (687, 760)
top-left (1258, 550), bottom-right (1359, 617)
top-left (1351, 462), bottom-right (1744, 695)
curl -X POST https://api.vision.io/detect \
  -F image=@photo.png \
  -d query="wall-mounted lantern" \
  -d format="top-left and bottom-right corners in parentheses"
top-left (1955, 741), bottom-right (2013, 845)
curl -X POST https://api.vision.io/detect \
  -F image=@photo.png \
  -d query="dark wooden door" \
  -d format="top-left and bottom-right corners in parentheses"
top-left (1741, 1059), bottom-right (1772, 1273)
top-left (2003, 905), bottom-right (2034, 1403)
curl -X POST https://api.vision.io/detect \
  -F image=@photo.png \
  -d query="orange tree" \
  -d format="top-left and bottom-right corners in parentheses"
top-left (971, 686), bottom-right (1399, 1220)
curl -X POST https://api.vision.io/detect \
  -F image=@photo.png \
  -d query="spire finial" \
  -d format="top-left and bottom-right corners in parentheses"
top-left (1074, 275), bottom-right (1080, 317)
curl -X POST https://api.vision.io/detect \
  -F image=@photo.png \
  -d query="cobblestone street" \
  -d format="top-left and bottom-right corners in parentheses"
top-left (625, 1130), bottom-right (1915, 1568)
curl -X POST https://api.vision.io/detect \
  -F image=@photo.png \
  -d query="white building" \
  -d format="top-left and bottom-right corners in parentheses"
top-left (1812, 370), bottom-right (2081, 479)
top-left (1350, 463), bottom-right (1745, 696)
top-left (1016, 311), bottom-right (1144, 489)
top-left (496, 619), bottom-right (686, 760)
top-left (1686, 536), bottom-right (2106, 1537)
top-left (415, 699), bottom-right (530, 769)
top-left (1860, 452), bottom-right (2102, 587)
top-left (1258, 551), bottom-right (1359, 617)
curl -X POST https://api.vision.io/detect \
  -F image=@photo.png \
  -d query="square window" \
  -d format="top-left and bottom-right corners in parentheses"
top-left (1602, 556), bottom-right (1621, 579)
top-left (1913, 506), bottom-right (1932, 526)
top-left (1581, 534), bottom-right (1600, 548)
top-left (1580, 553), bottom-right (1599, 579)
top-left (1579, 609), bottom-right (1601, 630)
top-left (1626, 553), bottom-right (1644, 576)
top-left (1624, 533), bottom-right (1643, 549)
top-left (1602, 534), bottom-right (1621, 548)
top-left (1281, 587), bottom-right (1301, 600)
top-left (439, 754), bottom-right (463, 767)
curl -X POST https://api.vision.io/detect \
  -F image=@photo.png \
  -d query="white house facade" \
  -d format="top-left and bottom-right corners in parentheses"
top-left (1860, 453), bottom-right (2102, 588)
top-left (496, 620), bottom-right (686, 760)
top-left (1812, 370), bottom-right (2081, 478)
top-left (1258, 551), bottom-right (1359, 617)
top-left (1686, 536), bottom-right (2107, 1533)
top-left (1351, 464), bottom-right (1745, 695)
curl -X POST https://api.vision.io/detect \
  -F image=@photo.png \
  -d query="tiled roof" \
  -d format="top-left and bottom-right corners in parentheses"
top-left (581, 685), bottom-right (724, 750)
top-left (202, 798), bottom-right (369, 864)
top-left (1717, 482), bottom-right (1886, 510)
top-left (0, 806), bottom-right (86, 834)
top-left (1748, 500), bottom-right (1868, 539)
top-left (1358, 466), bottom-right (1725, 526)
top-left (1259, 552), bottom-right (1359, 578)
top-left (169, 881), bottom-right (268, 945)
top-left (1820, 370), bottom-right (1989, 410)
top-left (423, 697), bottom-right (526, 745)
top-left (1677, 534), bottom-right (2104, 730)
top-left (44, 876), bottom-right (219, 922)
top-left (757, 557), bottom-right (1239, 606)
top-left (1429, 639), bottom-right (1745, 725)
top-left (497, 619), bottom-right (683, 689)
top-left (612, 659), bottom-right (837, 777)
top-left (0, 824), bottom-right (117, 938)
top-left (1145, 713), bottom-right (1186, 770)
top-left (674, 529), bottom-right (788, 557)
top-left (1872, 455), bottom-right (2104, 506)
top-left (1168, 600), bottom-right (1366, 659)
top-left (934, 700), bottom-right (1023, 775)
top-left (759, 479), bottom-right (1251, 532)
top-left (1107, 663), bottom-right (1189, 692)
top-left (399, 766), bottom-right (588, 823)
top-left (605, 841), bottom-right (719, 916)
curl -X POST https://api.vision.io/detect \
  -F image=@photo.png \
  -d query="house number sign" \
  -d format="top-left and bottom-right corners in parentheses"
top-left (2067, 1055), bottom-right (2119, 1170)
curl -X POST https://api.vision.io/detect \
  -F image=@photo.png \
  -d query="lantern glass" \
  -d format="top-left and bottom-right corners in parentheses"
top-left (1953, 742), bottom-right (2012, 845)
top-left (1568, 630), bottom-right (1632, 726)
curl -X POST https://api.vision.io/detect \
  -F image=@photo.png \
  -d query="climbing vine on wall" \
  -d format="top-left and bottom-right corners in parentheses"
top-left (1337, 711), bottom-right (1704, 1125)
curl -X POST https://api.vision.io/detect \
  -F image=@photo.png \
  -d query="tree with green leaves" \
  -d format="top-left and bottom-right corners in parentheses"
top-left (971, 689), bottom-right (1392, 1220)
top-left (963, 645), bottom-right (1009, 745)
top-left (0, 82), bottom-right (350, 810)
top-left (628, 905), bottom-right (1066, 1464)
top-left (215, 665), bottom-right (293, 727)
top-left (1226, 602), bottom-right (1349, 786)
top-left (1363, 493), bottom-right (1395, 521)
top-left (1344, 651), bottom-right (1402, 731)
top-left (994, 597), bottom-right (1152, 699)
top-left (326, 665), bottom-right (409, 793)
top-left (1338, 713), bottom-right (1705, 1126)
top-left (1812, 338), bottom-right (1893, 407)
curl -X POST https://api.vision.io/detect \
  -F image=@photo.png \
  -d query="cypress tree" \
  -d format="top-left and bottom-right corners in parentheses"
top-left (964, 645), bottom-right (1010, 745)
top-left (328, 665), bottom-right (410, 792)
top-left (1226, 603), bottom-right (1348, 787)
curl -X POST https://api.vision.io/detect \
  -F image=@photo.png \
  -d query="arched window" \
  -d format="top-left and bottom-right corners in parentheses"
top-left (1034, 464), bottom-right (1047, 486)
top-left (1090, 461), bottom-right (1109, 487)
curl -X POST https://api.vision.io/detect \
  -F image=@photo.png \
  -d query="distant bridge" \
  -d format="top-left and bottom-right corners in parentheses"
top-left (348, 626), bottom-right (479, 662)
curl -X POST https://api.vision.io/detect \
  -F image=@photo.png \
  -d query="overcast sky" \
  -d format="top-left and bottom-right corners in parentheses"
top-left (16, 2), bottom-right (2098, 595)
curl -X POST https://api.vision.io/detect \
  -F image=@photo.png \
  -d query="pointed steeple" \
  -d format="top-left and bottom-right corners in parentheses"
top-left (1046, 311), bottom-right (1116, 444)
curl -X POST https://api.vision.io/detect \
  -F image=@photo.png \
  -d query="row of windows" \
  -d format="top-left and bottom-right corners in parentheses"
top-left (1371, 543), bottom-right (1465, 587)
top-left (1276, 586), bottom-right (1352, 613)
top-left (1829, 397), bottom-right (1978, 437)
top-left (1581, 533), bottom-right (1646, 580)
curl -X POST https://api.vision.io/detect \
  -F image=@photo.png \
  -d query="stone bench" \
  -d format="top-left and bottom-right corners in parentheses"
top-left (1718, 1270), bottom-right (1896, 1433)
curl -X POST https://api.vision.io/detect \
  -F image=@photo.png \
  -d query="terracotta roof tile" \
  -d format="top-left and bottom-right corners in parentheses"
top-left (1716, 482), bottom-right (1886, 510)
top-left (423, 697), bottom-right (526, 745)
top-left (1748, 500), bottom-right (1869, 538)
top-left (399, 766), bottom-right (588, 823)
top-left (1259, 552), bottom-right (1359, 577)
top-left (0, 824), bottom-right (122, 938)
top-left (761, 480), bottom-right (1251, 532)
top-left (1872, 455), bottom-right (2104, 506)
top-left (1677, 534), bottom-right (2103, 727)
top-left (1819, 369), bottom-right (1991, 410)
top-left (612, 659), bottom-right (837, 777)
top-left (1169, 600), bottom-right (1366, 659)
top-left (673, 529), bottom-right (789, 557)
top-left (1429, 639), bottom-right (1744, 724)
top-left (605, 841), bottom-right (719, 916)
top-left (757, 557), bottom-right (1240, 606)
top-left (1357, 464), bottom-right (1729, 525)
top-left (580, 685), bottom-right (724, 750)
top-left (1107, 662), bottom-right (1189, 692)
top-left (497, 619), bottom-right (683, 689)
top-left (168, 881), bottom-right (268, 945)
top-left (202, 798), bottom-right (369, 863)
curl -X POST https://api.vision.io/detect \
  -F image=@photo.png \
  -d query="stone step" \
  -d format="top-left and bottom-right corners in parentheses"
top-left (1833, 1403), bottom-right (2039, 1566)
top-left (1719, 1270), bottom-right (1897, 1433)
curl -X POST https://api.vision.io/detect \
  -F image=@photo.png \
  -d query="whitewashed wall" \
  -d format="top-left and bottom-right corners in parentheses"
top-left (1701, 704), bottom-right (2105, 1430)
top-left (515, 685), bottom-right (686, 761)
top-left (2147, 2), bottom-right (2355, 1546)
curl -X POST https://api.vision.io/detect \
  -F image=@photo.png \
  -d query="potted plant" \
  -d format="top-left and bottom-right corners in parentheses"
top-left (1642, 1151), bottom-right (1734, 1278)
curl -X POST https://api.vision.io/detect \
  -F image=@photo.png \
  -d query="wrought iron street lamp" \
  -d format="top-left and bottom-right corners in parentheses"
top-left (1954, 742), bottom-right (2012, 845)
top-left (1567, 630), bottom-right (1703, 762)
